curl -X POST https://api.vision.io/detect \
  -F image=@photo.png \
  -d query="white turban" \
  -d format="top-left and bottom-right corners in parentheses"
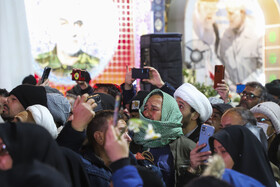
top-left (26, 104), bottom-right (58, 139)
top-left (174, 83), bottom-right (212, 122)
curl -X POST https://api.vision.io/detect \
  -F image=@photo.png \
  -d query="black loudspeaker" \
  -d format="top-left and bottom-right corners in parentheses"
top-left (140, 33), bottom-right (183, 91)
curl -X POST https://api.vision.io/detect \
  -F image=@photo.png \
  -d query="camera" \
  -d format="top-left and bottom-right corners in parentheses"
top-left (87, 94), bottom-right (103, 112)
top-left (71, 69), bottom-right (87, 81)
top-left (86, 94), bottom-right (101, 103)
top-left (132, 68), bottom-right (150, 79)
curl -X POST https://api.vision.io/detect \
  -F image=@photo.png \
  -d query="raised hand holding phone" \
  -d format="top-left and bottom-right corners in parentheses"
top-left (141, 66), bottom-right (164, 88)
top-left (39, 67), bottom-right (51, 85)
top-left (198, 124), bottom-right (215, 152)
top-left (189, 124), bottom-right (214, 169)
top-left (131, 68), bottom-right (150, 79)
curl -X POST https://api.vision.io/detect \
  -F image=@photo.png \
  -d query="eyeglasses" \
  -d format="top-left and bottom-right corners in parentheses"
top-left (256, 117), bottom-right (271, 123)
top-left (0, 143), bottom-right (8, 156)
top-left (240, 91), bottom-right (260, 100)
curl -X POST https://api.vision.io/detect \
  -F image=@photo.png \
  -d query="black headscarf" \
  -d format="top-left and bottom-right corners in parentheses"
top-left (0, 160), bottom-right (69, 187)
top-left (0, 122), bottom-right (90, 187)
top-left (209, 125), bottom-right (276, 187)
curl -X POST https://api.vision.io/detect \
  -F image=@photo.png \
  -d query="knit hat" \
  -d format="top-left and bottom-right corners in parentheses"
top-left (26, 104), bottom-right (58, 139)
top-left (174, 83), bottom-right (213, 122)
top-left (22, 75), bottom-right (37, 85)
top-left (93, 83), bottom-right (122, 98)
top-left (208, 97), bottom-right (224, 105)
top-left (129, 90), bottom-right (150, 113)
top-left (46, 92), bottom-right (71, 126)
top-left (250, 101), bottom-right (280, 134)
top-left (212, 104), bottom-right (233, 114)
top-left (89, 93), bottom-right (116, 112)
top-left (265, 79), bottom-right (280, 97)
top-left (9, 85), bottom-right (48, 109)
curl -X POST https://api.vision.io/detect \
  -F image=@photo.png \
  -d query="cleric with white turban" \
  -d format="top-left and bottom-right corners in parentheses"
top-left (174, 83), bottom-right (212, 122)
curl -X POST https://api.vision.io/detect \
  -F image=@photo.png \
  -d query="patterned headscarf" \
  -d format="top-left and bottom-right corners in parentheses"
top-left (133, 89), bottom-right (183, 148)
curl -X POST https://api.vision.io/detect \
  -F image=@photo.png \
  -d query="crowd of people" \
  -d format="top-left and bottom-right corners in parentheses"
top-left (0, 67), bottom-right (280, 187)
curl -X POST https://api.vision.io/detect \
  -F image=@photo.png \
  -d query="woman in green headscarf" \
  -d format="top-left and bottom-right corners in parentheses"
top-left (133, 89), bottom-right (196, 187)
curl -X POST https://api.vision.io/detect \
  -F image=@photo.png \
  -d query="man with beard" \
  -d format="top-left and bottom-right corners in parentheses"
top-left (1, 85), bottom-right (48, 121)
top-left (238, 81), bottom-right (267, 109)
top-left (174, 83), bottom-right (213, 142)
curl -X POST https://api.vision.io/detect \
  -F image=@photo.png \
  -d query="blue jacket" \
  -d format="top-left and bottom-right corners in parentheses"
top-left (222, 168), bottom-right (266, 187)
top-left (81, 147), bottom-right (112, 187)
top-left (82, 151), bottom-right (143, 187)
top-left (111, 158), bottom-right (143, 187)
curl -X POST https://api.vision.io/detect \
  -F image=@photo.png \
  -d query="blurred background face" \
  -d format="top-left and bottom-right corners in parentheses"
top-left (2, 95), bottom-right (25, 119)
top-left (116, 119), bottom-right (132, 144)
top-left (130, 111), bottom-right (139, 119)
top-left (239, 86), bottom-right (262, 109)
top-left (254, 113), bottom-right (275, 139)
top-left (0, 96), bottom-right (7, 115)
top-left (176, 97), bottom-right (192, 125)
top-left (226, 6), bottom-right (246, 30)
top-left (93, 87), bottom-right (108, 95)
top-left (220, 111), bottom-right (243, 129)
top-left (0, 138), bottom-right (13, 171)
top-left (55, 17), bottom-right (84, 56)
top-left (197, 1), bottom-right (219, 29)
top-left (206, 108), bottom-right (222, 132)
top-left (76, 81), bottom-right (88, 90)
top-left (143, 95), bottom-right (163, 121)
top-left (213, 139), bottom-right (234, 169)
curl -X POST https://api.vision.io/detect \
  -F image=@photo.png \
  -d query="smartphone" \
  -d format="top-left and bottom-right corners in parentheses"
top-left (72, 69), bottom-right (86, 81)
top-left (132, 68), bottom-right (150, 79)
top-left (236, 84), bottom-right (246, 94)
top-left (213, 65), bottom-right (225, 89)
top-left (113, 94), bottom-right (121, 126)
top-left (198, 124), bottom-right (215, 152)
top-left (40, 67), bottom-right (51, 84)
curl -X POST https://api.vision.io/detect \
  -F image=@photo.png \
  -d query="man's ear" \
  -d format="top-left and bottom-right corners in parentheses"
top-left (94, 131), bottom-right (105, 145)
top-left (191, 111), bottom-right (199, 121)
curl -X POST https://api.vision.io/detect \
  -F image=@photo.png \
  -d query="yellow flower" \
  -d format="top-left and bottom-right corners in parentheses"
top-left (144, 124), bottom-right (161, 140)
top-left (127, 118), bottom-right (142, 133)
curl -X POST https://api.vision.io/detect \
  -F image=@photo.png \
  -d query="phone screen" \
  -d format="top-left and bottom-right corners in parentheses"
top-left (41, 67), bottom-right (51, 84)
top-left (214, 65), bottom-right (225, 89)
top-left (198, 124), bottom-right (215, 152)
top-left (236, 84), bottom-right (246, 94)
top-left (132, 68), bottom-right (149, 79)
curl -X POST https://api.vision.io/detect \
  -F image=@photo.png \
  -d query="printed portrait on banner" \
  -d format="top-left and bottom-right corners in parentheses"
top-left (186, 0), bottom-right (265, 90)
top-left (25, 0), bottom-right (119, 85)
